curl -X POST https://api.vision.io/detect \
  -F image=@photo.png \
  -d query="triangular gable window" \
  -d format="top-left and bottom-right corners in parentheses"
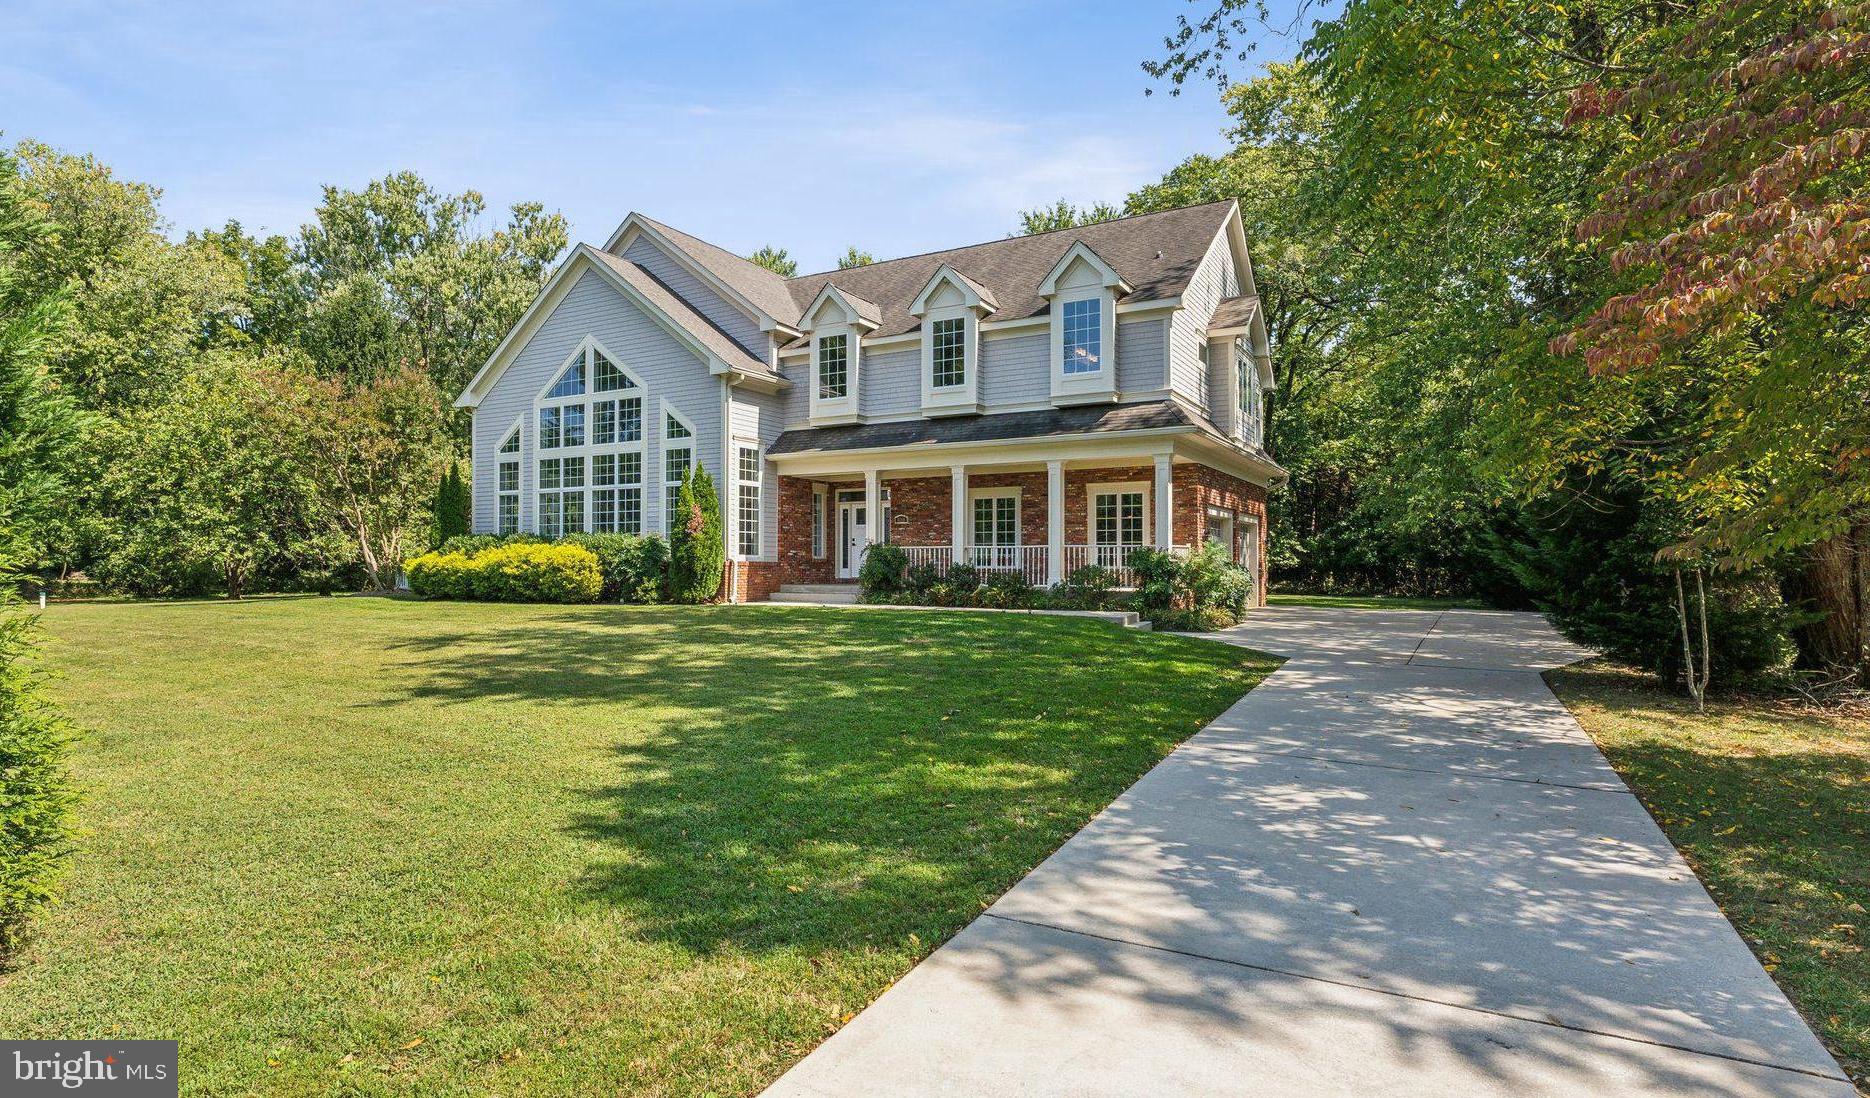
top-left (665, 413), bottom-right (691, 440)
top-left (593, 350), bottom-right (634, 392)
top-left (547, 359), bottom-right (586, 398)
top-left (499, 426), bottom-right (520, 454)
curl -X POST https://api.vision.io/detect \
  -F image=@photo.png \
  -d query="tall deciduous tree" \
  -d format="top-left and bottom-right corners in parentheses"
top-left (1014, 199), bottom-right (1122, 235)
top-left (835, 247), bottom-right (874, 269)
top-left (748, 245), bottom-right (797, 277)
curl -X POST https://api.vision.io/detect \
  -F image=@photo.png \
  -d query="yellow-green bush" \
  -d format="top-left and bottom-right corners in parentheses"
top-left (405, 543), bottom-right (602, 603)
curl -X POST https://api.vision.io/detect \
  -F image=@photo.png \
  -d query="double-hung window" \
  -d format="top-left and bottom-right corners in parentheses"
top-left (535, 339), bottom-right (643, 537)
top-left (1090, 487), bottom-right (1147, 569)
top-left (736, 446), bottom-right (761, 558)
top-left (496, 426), bottom-right (521, 534)
top-left (1061, 298), bottom-right (1101, 374)
top-left (930, 317), bottom-right (966, 388)
top-left (817, 334), bottom-right (848, 399)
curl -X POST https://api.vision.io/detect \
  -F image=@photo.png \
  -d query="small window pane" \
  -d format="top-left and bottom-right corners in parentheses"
top-left (498, 495), bottom-right (519, 534)
top-left (592, 488), bottom-right (617, 533)
top-left (665, 412), bottom-right (691, 440)
top-left (593, 400), bottom-right (617, 446)
top-left (593, 350), bottom-right (629, 392)
top-left (540, 493), bottom-right (564, 538)
top-left (539, 458), bottom-right (562, 490)
top-left (547, 358), bottom-right (586, 398)
top-left (499, 429), bottom-right (520, 455)
top-left (562, 491), bottom-right (585, 534)
top-left (498, 460), bottom-right (519, 493)
top-left (737, 446), bottom-right (761, 557)
top-left (619, 486), bottom-right (642, 534)
top-left (592, 453), bottom-right (616, 487)
top-left (618, 451), bottom-right (642, 485)
top-left (538, 407), bottom-right (561, 449)
top-left (620, 397), bottom-right (642, 442)
top-left (562, 404), bottom-right (585, 448)
top-left (563, 456), bottom-right (585, 489)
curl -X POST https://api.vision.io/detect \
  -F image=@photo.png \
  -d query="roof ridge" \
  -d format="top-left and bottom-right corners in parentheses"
top-left (784, 199), bottom-right (1237, 281)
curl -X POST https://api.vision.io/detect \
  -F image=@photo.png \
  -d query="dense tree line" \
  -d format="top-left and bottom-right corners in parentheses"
top-left (1095, 0), bottom-right (1870, 690)
top-left (2, 139), bottom-right (568, 598)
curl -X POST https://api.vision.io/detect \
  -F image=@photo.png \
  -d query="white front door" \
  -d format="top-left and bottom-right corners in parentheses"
top-left (838, 501), bottom-right (868, 579)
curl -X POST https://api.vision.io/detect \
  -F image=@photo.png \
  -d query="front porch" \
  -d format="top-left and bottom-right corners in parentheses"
top-left (770, 449), bottom-right (1268, 599)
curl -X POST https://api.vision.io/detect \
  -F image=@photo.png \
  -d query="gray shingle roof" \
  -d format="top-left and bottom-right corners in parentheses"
top-left (584, 247), bottom-right (784, 384)
top-left (634, 215), bottom-right (803, 329)
top-left (782, 201), bottom-right (1236, 342)
top-left (1208, 293), bottom-right (1260, 333)
top-left (768, 399), bottom-right (1200, 456)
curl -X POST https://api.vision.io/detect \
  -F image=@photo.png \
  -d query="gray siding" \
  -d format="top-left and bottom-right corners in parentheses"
top-left (1169, 230), bottom-right (1239, 414)
top-left (729, 388), bottom-right (786, 560)
top-left (859, 346), bottom-right (920, 419)
top-left (471, 264), bottom-right (724, 537)
top-left (1116, 318), bottom-right (1166, 395)
top-left (978, 330), bottom-right (1049, 407)
top-left (621, 234), bottom-right (767, 360)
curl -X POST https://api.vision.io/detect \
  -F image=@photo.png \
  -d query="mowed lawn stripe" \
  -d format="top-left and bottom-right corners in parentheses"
top-left (7, 598), bottom-right (1275, 1096)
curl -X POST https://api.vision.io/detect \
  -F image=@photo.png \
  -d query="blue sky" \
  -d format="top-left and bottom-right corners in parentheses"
top-left (8, 1), bottom-right (1313, 273)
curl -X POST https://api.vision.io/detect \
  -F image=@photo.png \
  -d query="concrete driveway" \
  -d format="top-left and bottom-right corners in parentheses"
top-left (767, 607), bottom-right (1853, 1096)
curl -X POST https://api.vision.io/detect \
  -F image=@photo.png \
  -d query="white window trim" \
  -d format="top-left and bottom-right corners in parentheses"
top-left (495, 418), bottom-right (523, 535)
top-left (811, 484), bottom-right (827, 559)
top-left (660, 399), bottom-right (697, 537)
top-left (920, 306), bottom-right (981, 416)
top-left (733, 440), bottom-right (762, 561)
top-left (1085, 481), bottom-right (1151, 547)
top-left (967, 486), bottom-right (1022, 548)
top-left (1048, 288), bottom-right (1118, 405)
top-left (532, 336), bottom-right (647, 536)
top-left (809, 326), bottom-right (861, 425)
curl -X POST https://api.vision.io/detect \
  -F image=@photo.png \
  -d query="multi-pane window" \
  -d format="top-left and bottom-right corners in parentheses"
top-left (1238, 351), bottom-right (1263, 448)
top-left (1093, 490), bottom-right (1146, 547)
top-left (811, 489), bottom-right (826, 559)
top-left (817, 334), bottom-right (848, 399)
top-left (972, 494), bottom-right (1019, 547)
top-left (931, 317), bottom-right (966, 388)
top-left (537, 340), bottom-right (644, 537)
top-left (664, 446), bottom-right (692, 535)
top-left (497, 426), bottom-right (521, 535)
top-left (736, 446), bottom-right (761, 557)
top-left (1061, 298), bottom-right (1101, 374)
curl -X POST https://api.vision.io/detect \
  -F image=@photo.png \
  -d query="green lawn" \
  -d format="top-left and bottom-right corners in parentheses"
top-left (4, 598), bottom-right (1275, 1096)
top-left (1549, 662), bottom-right (1870, 1089)
top-left (1267, 592), bottom-right (1488, 611)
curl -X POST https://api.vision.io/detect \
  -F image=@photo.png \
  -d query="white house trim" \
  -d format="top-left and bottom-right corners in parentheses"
top-left (1037, 241), bottom-right (1132, 298)
top-left (909, 264), bottom-right (998, 316)
top-left (603, 213), bottom-right (802, 338)
top-left (1085, 479), bottom-right (1153, 551)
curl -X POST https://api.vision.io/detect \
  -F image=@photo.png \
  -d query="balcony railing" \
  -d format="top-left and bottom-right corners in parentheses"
top-left (894, 544), bottom-right (1188, 589)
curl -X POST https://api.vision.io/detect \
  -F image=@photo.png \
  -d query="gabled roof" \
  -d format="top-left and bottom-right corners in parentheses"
top-left (616, 214), bottom-right (802, 333)
top-left (801, 283), bottom-right (882, 330)
top-left (909, 264), bottom-right (998, 316)
top-left (782, 201), bottom-right (1236, 342)
top-left (455, 245), bottom-right (783, 408)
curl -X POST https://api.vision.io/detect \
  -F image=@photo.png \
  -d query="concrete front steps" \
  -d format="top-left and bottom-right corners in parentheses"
top-left (768, 584), bottom-right (861, 605)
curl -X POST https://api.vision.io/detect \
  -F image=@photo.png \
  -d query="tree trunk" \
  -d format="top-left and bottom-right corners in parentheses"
top-left (1783, 530), bottom-right (1865, 680)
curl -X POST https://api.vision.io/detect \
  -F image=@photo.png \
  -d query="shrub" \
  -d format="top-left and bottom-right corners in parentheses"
top-left (431, 464), bottom-right (471, 548)
top-left (1181, 542), bottom-right (1255, 619)
top-left (406, 543), bottom-right (602, 603)
top-left (858, 543), bottom-right (909, 599)
top-left (903, 561), bottom-right (946, 601)
top-left (668, 467), bottom-right (724, 603)
top-left (0, 575), bottom-right (78, 963)
top-left (563, 533), bottom-right (669, 602)
top-left (1127, 548), bottom-right (1184, 618)
top-left (977, 570), bottom-right (1036, 609)
top-left (1050, 564), bottom-right (1122, 610)
top-left (438, 533), bottom-right (506, 557)
top-left (1149, 607), bottom-right (1238, 633)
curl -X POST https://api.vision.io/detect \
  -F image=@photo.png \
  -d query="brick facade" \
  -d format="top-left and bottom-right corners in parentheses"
top-left (769, 459), bottom-right (1270, 605)
top-left (727, 560), bottom-right (781, 603)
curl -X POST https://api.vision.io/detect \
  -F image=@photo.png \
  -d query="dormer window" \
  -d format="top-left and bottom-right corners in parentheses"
top-left (911, 264), bottom-right (992, 416)
top-left (1039, 241), bottom-right (1129, 405)
top-left (817, 334), bottom-right (848, 399)
top-left (1061, 298), bottom-right (1101, 374)
top-left (801, 285), bottom-right (876, 425)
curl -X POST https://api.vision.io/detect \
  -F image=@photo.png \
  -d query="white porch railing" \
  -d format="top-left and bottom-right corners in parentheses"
top-left (895, 544), bottom-right (1189, 589)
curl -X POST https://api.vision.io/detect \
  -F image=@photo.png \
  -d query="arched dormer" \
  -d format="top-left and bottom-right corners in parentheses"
top-left (800, 285), bottom-right (880, 425)
top-left (1038, 241), bottom-right (1130, 406)
top-left (911, 264), bottom-right (996, 416)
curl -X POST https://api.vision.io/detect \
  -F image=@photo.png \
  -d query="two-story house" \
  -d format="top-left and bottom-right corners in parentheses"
top-left (455, 200), bottom-right (1283, 603)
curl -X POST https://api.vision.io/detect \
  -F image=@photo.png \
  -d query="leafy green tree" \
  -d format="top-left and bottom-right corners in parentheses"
top-left (1014, 199), bottom-right (1122, 235)
top-left (93, 352), bottom-right (327, 598)
top-left (295, 172), bottom-right (568, 400)
top-left (0, 562), bottom-right (78, 964)
top-left (190, 220), bottom-right (306, 348)
top-left (0, 145), bottom-right (92, 571)
top-left (748, 245), bottom-right (797, 277)
top-left (667, 465), bottom-right (723, 603)
top-left (14, 140), bottom-right (245, 410)
top-left (835, 247), bottom-right (875, 269)
top-left (291, 365), bottom-right (452, 591)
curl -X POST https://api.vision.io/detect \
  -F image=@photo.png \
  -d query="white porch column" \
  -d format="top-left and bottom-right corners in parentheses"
top-left (949, 465), bottom-right (968, 564)
top-left (1046, 460), bottom-right (1065, 586)
top-left (1153, 454), bottom-right (1174, 549)
top-left (864, 468), bottom-right (882, 547)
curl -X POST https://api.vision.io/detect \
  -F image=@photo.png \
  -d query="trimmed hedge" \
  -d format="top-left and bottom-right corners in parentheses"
top-left (406, 543), bottom-right (603, 603)
top-left (432, 532), bottom-right (669, 603)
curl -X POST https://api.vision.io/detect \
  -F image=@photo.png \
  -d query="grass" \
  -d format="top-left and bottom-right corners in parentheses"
top-left (1267, 592), bottom-right (1488, 611)
top-left (1549, 661), bottom-right (1870, 1090)
top-left (3, 597), bottom-right (1276, 1096)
